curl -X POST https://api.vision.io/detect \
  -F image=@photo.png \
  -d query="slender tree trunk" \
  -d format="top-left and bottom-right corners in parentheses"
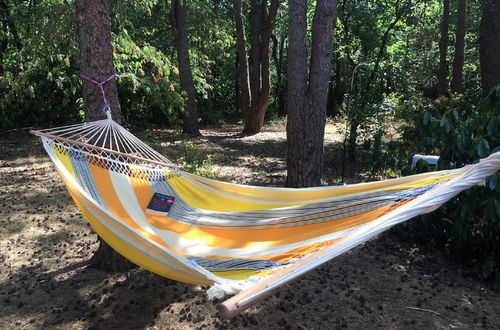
top-left (76, 0), bottom-right (135, 271)
top-left (205, 83), bottom-right (214, 115)
top-left (286, 0), bottom-right (337, 188)
top-left (272, 34), bottom-right (286, 116)
top-left (0, 0), bottom-right (21, 51)
top-left (451, 0), bottom-right (467, 94)
top-left (326, 74), bottom-right (336, 116)
top-left (234, 0), bottom-right (280, 135)
top-left (348, 9), bottom-right (403, 162)
top-left (171, 0), bottom-right (201, 136)
top-left (479, 0), bottom-right (500, 95)
top-left (437, 0), bottom-right (450, 97)
top-left (234, 0), bottom-right (251, 124)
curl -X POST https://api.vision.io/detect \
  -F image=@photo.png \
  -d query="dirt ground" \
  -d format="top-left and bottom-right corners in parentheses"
top-left (1, 122), bottom-right (499, 330)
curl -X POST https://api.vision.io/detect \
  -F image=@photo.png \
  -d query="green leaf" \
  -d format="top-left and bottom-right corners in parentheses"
top-left (476, 139), bottom-right (490, 157)
top-left (488, 174), bottom-right (498, 191)
top-left (422, 112), bottom-right (431, 126)
top-left (487, 119), bottom-right (498, 136)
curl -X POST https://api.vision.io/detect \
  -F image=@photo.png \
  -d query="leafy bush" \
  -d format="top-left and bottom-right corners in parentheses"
top-left (395, 86), bottom-right (500, 291)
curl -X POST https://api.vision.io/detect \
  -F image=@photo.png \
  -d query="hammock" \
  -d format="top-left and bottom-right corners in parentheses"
top-left (31, 118), bottom-right (500, 318)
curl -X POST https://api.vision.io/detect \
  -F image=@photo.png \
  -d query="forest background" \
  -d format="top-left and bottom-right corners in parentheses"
top-left (1, 0), bottom-right (499, 291)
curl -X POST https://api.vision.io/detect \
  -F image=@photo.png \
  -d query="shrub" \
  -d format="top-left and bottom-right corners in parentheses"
top-left (395, 86), bottom-right (500, 291)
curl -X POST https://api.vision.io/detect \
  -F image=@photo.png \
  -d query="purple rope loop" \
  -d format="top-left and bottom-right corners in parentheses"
top-left (80, 73), bottom-right (117, 107)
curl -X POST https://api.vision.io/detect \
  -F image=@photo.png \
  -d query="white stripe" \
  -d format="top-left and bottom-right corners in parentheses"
top-left (108, 170), bottom-right (156, 235)
top-left (41, 137), bottom-right (218, 283)
top-left (106, 162), bottom-right (367, 259)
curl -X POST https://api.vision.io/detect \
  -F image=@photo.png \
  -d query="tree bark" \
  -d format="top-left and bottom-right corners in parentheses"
top-left (437, 0), bottom-right (450, 97)
top-left (479, 0), bottom-right (500, 95)
top-left (234, 0), bottom-right (280, 135)
top-left (451, 0), bottom-right (467, 94)
top-left (171, 0), bottom-right (201, 136)
top-left (272, 34), bottom-right (286, 116)
top-left (75, 0), bottom-right (135, 272)
top-left (76, 0), bottom-right (121, 122)
top-left (286, 0), bottom-right (337, 188)
top-left (234, 0), bottom-right (251, 122)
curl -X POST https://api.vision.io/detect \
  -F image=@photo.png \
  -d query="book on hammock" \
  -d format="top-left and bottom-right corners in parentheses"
top-left (146, 193), bottom-right (175, 216)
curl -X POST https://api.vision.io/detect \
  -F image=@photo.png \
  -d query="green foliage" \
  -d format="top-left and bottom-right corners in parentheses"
top-left (0, 1), bottom-right (81, 130)
top-left (0, 0), bottom-right (237, 131)
top-left (177, 140), bottom-right (219, 178)
top-left (395, 86), bottom-right (500, 291)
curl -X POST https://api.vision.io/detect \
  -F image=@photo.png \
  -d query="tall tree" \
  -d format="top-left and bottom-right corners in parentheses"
top-left (76, 0), bottom-right (135, 271)
top-left (479, 0), bottom-right (500, 95)
top-left (271, 34), bottom-right (286, 116)
top-left (437, 0), bottom-right (450, 96)
top-left (346, 1), bottom-right (408, 161)
top-left (451, 0), bottom-right (467, 93)
top-left (234, 0), bottom-right (280, 135)
top-left (170, 0), bottom-right (201, 136)
top-left (76, 0), bottom-right (121, 121)
top-left (286, 0), bottom-right (337, 187)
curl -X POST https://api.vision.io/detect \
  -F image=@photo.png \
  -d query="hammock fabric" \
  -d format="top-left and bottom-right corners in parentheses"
top-left (31, 118), bottom-right (500, 317)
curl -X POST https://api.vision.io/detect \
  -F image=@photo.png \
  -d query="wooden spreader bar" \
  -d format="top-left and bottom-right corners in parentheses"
top-left (30, 129), bottom-right (180, 169)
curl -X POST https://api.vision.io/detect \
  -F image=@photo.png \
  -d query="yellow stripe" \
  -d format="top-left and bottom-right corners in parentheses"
top-left (57, 170), bottom-right (212, 284)
top-left (182, 171), bottom-right (455, 206)
top-left (212, 268), bottom-right (281, 281)
top-left (167, 175), bottom-right (295, 211)
top-left (52, 144), bottom-right (76, 180)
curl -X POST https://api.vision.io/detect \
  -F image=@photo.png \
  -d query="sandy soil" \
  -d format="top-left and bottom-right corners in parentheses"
top-left (1, 123), bottom-right (499, 330)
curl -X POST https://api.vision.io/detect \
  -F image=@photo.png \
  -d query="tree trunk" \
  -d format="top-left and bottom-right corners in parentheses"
top-left (479, 0), bottom-right (500, 95)
top-left (234, 0), bottom-right (251, 123)
top-left (451, 0), bottom-right (467, 94)
top-left (75, 0), bottom-right (135, 271)
top-left (235, 0), bottom-right (280, 135)
top-left (271, 34), bottom-right (286, 116)
top-left (286, 0), bottom-right (337, 188)
top-left (437, 0), bottom-right (450, 97)
top-left (76, 0), bottom-right (121, 122)
top-left (0, 0), bottom-right (21, 51)
top-left (171, 0), bottom-right (201, 136)
top-left (326, 74), bottom-right (336, 117)
top-left (348, 9), bottom-right (403, 162)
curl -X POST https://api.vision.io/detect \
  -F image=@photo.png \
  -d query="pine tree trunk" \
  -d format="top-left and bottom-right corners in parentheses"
top-left (171, 0), bottom-right (201, 137)
top-left (286, 0), bottom-right (337, 188)
top-left (451, 0), bottom-right (467, 94)
top-left (76, 0), bottom-right (121, 122)
top-left (437, 0), bottom-right (450, 97)
top-left (234, 0), bottom-right (251, 125)
top-left (479, 0), bottom-right (500, 95)
top-left (75, 0), bottom-right (135, 271)
top-left (235, 0), bottom-right (279, 136)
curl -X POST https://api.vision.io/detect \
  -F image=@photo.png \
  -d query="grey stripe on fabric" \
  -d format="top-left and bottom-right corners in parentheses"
top-left (146, 169), bottom-right (447, 230)
top-left (69, 149), bottom-right (107, 209)
top-left (188, 256), bottom-right (287, 271)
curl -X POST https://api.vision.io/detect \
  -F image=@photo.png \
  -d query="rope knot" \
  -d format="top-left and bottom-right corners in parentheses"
top-left (80, 74), bottom-right (117, 119)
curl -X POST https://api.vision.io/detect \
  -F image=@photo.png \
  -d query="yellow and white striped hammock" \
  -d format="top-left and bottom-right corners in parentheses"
top-left (31, 118), bottom-right (500, 317)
